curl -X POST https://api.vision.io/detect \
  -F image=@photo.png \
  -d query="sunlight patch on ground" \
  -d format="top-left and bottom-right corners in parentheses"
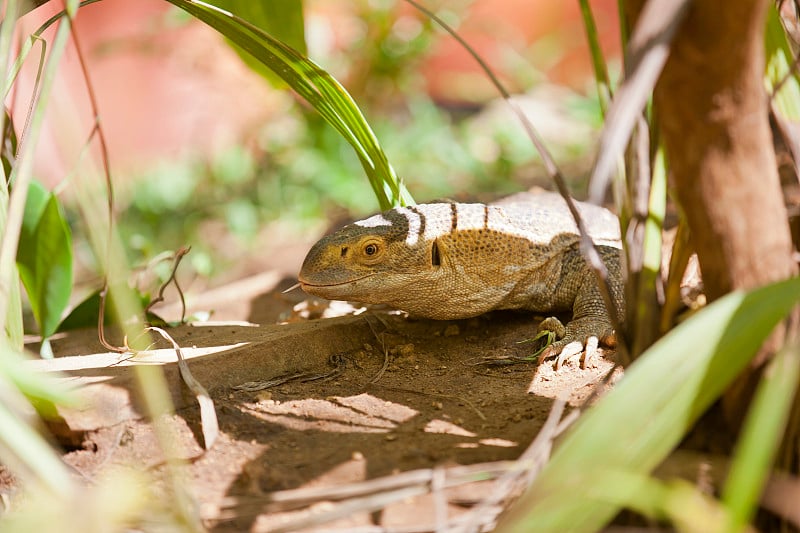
top-left (424, 419), bottom-right (477, 437)
top-left (244, 393), bottom-right (419, 434)
top-left (25, 343), bottom-right (251, 372)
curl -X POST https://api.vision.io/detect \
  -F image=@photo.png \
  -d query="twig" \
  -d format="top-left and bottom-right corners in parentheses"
top-left (232, 355), bottom-right (348, 391)
top-left (144, 246), bottom-right (192, 322)
top-left (364, 315), bottom-right (391, 384)
top-left (232, 372), bottom-right (311, 392)
top-left (147, 326), bottom-right (219, 449)
top-left (218, 461), bottom-right (516, 519)
top-left (459, 399), bottom-right (571, 532)
top-left (96, 282), bottom-right (123, 352)
top-left (220, 402), bottom-right (577, 531)
top-left (432, 465), bottom-right (447, 533)
top-left (63, 11), bottom-right (129, 353)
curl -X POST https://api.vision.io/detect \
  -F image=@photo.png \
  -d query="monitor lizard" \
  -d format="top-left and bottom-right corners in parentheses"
top-left (297, 191), bottom-right (624, 368)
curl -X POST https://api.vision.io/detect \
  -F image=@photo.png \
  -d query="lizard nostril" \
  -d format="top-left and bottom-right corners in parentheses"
top-left (341, 246), bottom-right (348, 257)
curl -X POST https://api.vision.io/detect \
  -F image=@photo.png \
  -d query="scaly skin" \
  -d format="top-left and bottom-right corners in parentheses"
top-left (298, 192), bottom-right (624, 367)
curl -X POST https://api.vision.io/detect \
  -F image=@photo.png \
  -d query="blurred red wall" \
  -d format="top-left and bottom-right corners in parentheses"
top-left (10, 0), bottom-right (620, 186)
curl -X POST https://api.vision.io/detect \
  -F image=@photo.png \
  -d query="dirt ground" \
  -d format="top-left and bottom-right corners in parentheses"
top-left (15, 264), bottom-right (619, 531)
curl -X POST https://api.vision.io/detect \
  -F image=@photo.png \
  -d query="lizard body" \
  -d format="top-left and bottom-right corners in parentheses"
top-left (298, 192), bottom-right (624, 364)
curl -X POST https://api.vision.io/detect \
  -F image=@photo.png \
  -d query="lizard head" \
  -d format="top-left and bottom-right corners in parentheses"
top-left (297, 205), bottom-right (454, 314)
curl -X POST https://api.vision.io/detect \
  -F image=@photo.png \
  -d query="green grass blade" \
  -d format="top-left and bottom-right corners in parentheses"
top-left (631, 145), bottom-right (666, 357)
top-left (721, 343), bottom-right (800, 530)
top-left (0, 342), bottom-right (74, 495)
top-left (0, 345), bottom-right (76, 414)
top-left (1, 4), bottom-right (24, 350)
top-left (0, 399), bottom-right (72, 493)
top-left (588, 469), bottom-right (733, 533)
top-left (497, 277), bottom-right (800, 532)
top-left (578, 0), bottom-right (612, 116)
top-left (166, 0), bottom-right (413, 210)
top-left (765, 2), bottom-right (800, 121)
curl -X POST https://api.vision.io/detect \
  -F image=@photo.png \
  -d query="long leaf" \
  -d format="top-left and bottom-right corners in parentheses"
top-left (17, 190), bottom-right (73, 343)
top-left (166, 0), bottom-right (413, 210)
top-left (19, 180), bottom-right (49, 246)
top-left (721, 343), bottom-right (800, 529)
top-left (587, 469), bottom-right (733, 533)
top-left (497, 276), bottom-right (800, 532)
top-left (0, 342), bottom-right (74, 495)
top-left (209, 0), bottom-right (306, 86)
top-left (578, 0), bottom-right (612, 116)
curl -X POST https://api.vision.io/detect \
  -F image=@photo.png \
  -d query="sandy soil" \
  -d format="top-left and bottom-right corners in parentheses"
top-left (12, 269), bottom-right (618, 531)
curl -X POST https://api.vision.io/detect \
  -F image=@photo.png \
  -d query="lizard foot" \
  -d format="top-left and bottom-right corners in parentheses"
top-left (536, 316), bottom-right (615, 370)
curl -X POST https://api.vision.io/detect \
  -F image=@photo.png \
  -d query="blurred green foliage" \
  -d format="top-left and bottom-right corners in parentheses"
top-left (118, 91), bottom-right (599, 278)
top-left (113, 2), bottom-right (601, 279)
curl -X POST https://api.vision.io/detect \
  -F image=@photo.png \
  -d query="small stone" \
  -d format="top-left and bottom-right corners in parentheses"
top-left (395, 343), bottom-right (415, 357)
top-left (256, 391), bottom-right (273, 402)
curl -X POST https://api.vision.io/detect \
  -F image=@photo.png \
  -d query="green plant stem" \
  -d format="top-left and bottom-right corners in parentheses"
top-left (631, 144), bottom-right (665, 357)
top-left (0, 0), bottom-right (24, 350)
top-left (3, 0), bottom-right (102, 100)
top-left (0, 0), bottom-right (78, 338)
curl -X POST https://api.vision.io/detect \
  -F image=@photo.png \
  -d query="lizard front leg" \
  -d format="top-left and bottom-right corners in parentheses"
top-left (537, 246), bottom-right (623, 369)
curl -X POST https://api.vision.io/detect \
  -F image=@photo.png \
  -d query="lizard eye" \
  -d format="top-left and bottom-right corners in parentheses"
top-left (359, 239), bottom-right (384, 263)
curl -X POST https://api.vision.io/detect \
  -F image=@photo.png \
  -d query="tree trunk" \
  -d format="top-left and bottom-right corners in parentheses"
top-left (655, 0), bottom-right (795, 300)
top-left (625, 0), bottom-right (797, 427)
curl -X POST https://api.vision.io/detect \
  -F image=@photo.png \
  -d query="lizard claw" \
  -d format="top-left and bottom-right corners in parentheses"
top-left (536, 316), bottom-right (612, 370)
top-left (537, 337), bottom-right (599, 369)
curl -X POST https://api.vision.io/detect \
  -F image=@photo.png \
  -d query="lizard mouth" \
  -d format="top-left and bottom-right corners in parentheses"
top-left (297, 274), bottom-right (374, 289)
